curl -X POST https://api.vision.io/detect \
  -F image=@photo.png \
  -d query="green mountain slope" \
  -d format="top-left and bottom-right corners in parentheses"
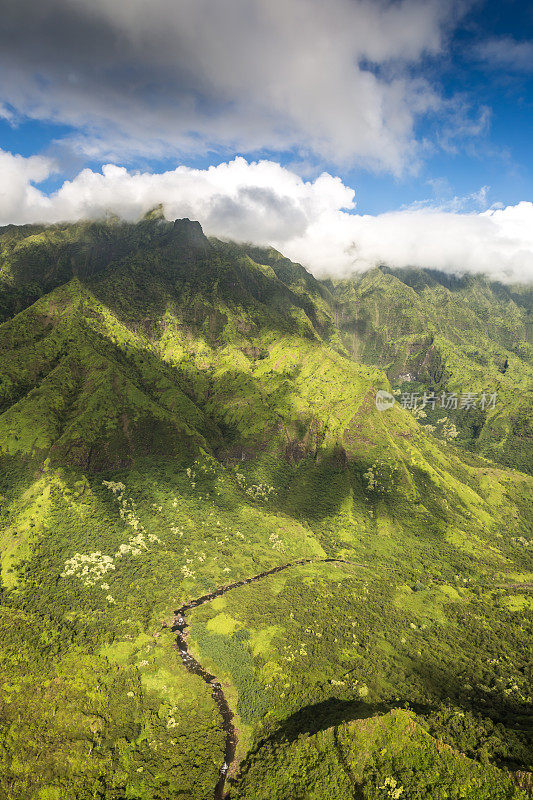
top-left (0, 218), bottom-right (531, 800)
top-left (330, 267), bottom-right (533, 472)
top-left (234, 708), bottom-right (529, 800)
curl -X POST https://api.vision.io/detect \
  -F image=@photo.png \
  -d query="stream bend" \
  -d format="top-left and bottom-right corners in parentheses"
top-left (170, 557), bottom-right (361, 799)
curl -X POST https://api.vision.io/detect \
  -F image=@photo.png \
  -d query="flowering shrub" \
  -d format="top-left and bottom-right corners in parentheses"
top-left (60, 551), bottom-right (115, 586)
top-left (380, 776), bottom-right (404, 799)
top-left (235, 472), bottom-right (276, 501)
top-left (363, 460), bottom-right (397, 494)
top-left (439, 418), bottom-right (459, 440)
top-left (60, 481), bottom-right (163, 596)
top-left (269, 531), bottom-right (285, 553)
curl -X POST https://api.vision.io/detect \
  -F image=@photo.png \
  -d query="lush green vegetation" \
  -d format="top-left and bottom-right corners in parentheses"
top-left (329, 267), bottom-right (533, 473)
top-left (233, 708), bottom-right (529, 799)
top-left (0, 217), bottom-right (531, 798)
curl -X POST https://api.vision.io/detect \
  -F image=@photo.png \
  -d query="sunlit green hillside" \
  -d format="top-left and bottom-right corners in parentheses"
top-left (330, 268), bottom-right (533, 472)
top-left (0, 218), bottom-right (531, 800)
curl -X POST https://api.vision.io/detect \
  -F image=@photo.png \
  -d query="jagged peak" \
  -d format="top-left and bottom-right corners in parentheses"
top-left (171, 217), bottom-right (211, 252)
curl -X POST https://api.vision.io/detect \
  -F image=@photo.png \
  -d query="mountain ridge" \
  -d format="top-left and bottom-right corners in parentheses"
top-left (0, 216), bottom-right (531, 800)
top-left (1, 216), bottom-right (531, 471)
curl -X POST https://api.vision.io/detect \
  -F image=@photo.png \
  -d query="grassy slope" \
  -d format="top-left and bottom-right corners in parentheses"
top-left (0, 219), bottom-right (531, 799)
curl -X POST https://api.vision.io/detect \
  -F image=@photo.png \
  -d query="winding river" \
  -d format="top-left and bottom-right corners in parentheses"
top-left (171, 557), bottom-right (361, 799)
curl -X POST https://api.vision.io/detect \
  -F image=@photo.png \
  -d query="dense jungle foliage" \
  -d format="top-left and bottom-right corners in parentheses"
top-left (0, 216), bottom-right (531, 799)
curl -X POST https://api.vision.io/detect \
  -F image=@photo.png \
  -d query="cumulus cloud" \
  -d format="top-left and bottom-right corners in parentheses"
top-left (0, 150), bottom-right (55, 221)
top-left (294, 202), bottom-right (533, 283)
top-left (1, 151), bottom-right (532, 284)
top-left (0, 0), bottom-right (471, 172)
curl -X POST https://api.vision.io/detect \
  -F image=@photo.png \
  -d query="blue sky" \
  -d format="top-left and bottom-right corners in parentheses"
top-left (0, 0), bottom-right (531, 213)
top-left (0, 0), bottom-right (531, 281)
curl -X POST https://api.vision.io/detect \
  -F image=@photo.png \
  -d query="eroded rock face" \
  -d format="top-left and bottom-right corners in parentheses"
top-left (171, 218), bottom-right (211, 251)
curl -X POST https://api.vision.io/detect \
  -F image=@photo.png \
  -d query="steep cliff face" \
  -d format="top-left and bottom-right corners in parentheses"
top-left (330, 267), bottom-right (533, 472)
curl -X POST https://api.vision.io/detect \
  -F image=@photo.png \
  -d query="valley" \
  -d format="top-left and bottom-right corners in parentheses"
top-left (0, 217), bottom-right (531, 800)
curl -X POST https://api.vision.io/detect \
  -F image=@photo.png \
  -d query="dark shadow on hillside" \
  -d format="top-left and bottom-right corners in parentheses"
top-left (264, 698), bottom-right (391, 743)
top-left (406, 652), bottom-right (533, 772)
top-left (230, 698), bottom-right (388, 798)
top-left (86, 228), bottom-right (328, 346)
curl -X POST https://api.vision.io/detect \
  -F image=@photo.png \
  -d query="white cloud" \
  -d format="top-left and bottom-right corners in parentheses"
top-left (0, 0), bottom-right (470, 172)
top-left (293, 202), bottom-right (533, 283)
top-left (401, 184), bottom-right (490, 213)
top-left (473, 37), bottom-right (533, 73)
top-left (0, 150), bottom-right (55, 221)
top-left (0, 151), bottom-right (532, 284)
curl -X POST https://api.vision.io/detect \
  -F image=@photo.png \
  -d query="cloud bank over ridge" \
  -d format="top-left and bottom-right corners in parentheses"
top-left (1, 150), bottom-right (532, 284)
